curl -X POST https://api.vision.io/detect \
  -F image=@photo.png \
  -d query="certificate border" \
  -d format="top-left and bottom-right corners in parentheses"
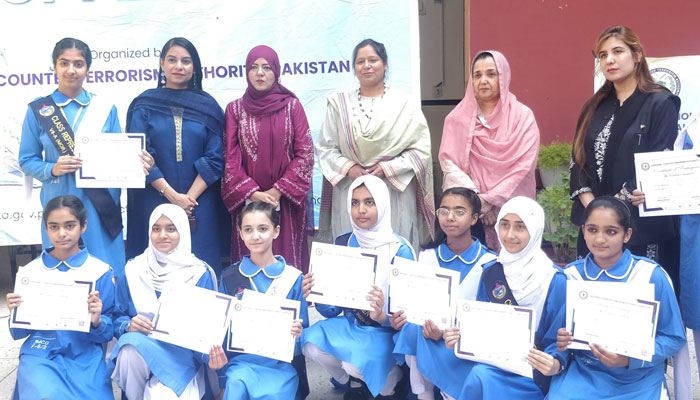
top-left (77, 133), bottom-right (146, 181)
top-left (225, 304), bottom-right (298, 353)
top-left (11, 279), bottom-right (93, 328)
top-left (387, 271), bottom-right (454, 316)
top-left (308, 252), bottom-right (378, 297)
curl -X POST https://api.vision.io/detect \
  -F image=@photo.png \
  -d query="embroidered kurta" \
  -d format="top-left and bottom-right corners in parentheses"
top-left (301, 232), bottom-right (415, 397)
top-left (316, 89), bottom-right (435, 250)
top-left (222, 98), bottom-right (313, 273)
top-left (18, 90), bottom-right (125, 274)
top-left (126, 88), bottom-right (225, 274)
top-left (10, 249), bottom-right (115, 399)
top-left (218, 256), bottom-right (308, 400)
top-left (108, 263), bottom-right (215, 396)
top-left (548, 251), bottom-right (686, 400)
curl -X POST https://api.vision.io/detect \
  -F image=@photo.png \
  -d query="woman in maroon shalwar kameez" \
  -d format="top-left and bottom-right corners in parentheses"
top-left (222, 45), bottom-right (314, 273)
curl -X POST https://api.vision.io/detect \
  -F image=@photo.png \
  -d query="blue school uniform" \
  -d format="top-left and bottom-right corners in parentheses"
top-left (218, 256), bottom-right (308, 400)
top-left (392, 239), bottom-right (496, 364)
top-left (10, 248), bottom-right (115, 399)
top-left (301, 231), bottom-right (415, 397)
top-left (548, 251), bottom-right (686, 400)
top-left (678, 128), bottom-right (700, 329)
top-left (18, 90), bottom-right (125, 275)
top-left (107, 261), bottom-right (215, 396)
top-left (419, 261), bottom-right (566, 399)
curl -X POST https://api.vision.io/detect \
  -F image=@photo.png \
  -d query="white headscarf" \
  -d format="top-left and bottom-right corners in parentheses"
top-left (496, 196), bottom-right (556, 325)
top-left (125, 204), bottom-right (207, 314)
top-left (347, 175), bottom-right (400, 249)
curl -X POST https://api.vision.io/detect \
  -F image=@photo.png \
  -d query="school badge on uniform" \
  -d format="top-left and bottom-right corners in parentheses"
top-left (235, 286), bottom-right (246, 300)
top-left (38, 104), bottom-right (55, 117)
top-left (492, 281), bottom-right (506, 300)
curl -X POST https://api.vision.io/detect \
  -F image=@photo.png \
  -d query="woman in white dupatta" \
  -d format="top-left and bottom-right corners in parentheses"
top-left (109, 204), bottom-right (217, 399)
top-left (316, 38), bottom-right (435, 250)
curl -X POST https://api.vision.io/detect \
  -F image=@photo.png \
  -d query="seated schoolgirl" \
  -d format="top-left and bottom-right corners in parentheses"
top-left (7, 195), bottom-right (115, 399)
top-left (109, 204), bottom-right (216, 399)
top-left (390, 187), bottom-right (497, 400)
top-left (440, 196), bottom-right (567, 400)
top-left (208, 201), bottom-right (308, 400)
top-left (301, 175), bottom-right (416, 400)
top-left (549, 196), bottom-right (686, 400)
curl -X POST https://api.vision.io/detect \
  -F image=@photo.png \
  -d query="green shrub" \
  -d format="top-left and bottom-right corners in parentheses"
top-left (537, 171), bottom-right (578, 263)
top-left (538, 142), bottom-right (572, 170)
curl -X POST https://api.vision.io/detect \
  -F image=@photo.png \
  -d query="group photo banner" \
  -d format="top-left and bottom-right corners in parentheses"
top-left (0, 0), bottom-right (420, 245)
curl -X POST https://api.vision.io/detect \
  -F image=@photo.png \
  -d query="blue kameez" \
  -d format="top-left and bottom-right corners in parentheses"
top-left (18, 90), bottom-right (125, 274)
top-left (392, 239), bottom-right (495, 363)
top-left (126, 88), bottom-right (225, 274)
top-left (10, 248), bottom-right (115, 399)
top-left (418, 262), bottom-right (566, 399)
top-left (218, 256), bottom-right (308, 400)
top-left (301, 232), bottom-right (415, 397)
top-left (678, 132), bottom-right (700, 329)
top-left (548, 251), bottom-right (686, 400)
top-left (108, 264), bottom-right (215, 396)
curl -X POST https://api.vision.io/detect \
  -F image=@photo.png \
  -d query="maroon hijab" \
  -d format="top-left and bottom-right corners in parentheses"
top-left (241, 45), bottom-right (297, 190)
top-left (241, 45), bottom-right (296, 115)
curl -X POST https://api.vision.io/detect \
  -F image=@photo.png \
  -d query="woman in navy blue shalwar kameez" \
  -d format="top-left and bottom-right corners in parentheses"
top-left (126, 37), bottom-right (226, 275)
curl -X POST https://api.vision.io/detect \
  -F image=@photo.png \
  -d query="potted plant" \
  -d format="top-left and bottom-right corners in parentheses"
top-left (538, 142), bottom-right (571, 187)
top-left (537, 171), bottom-right (578, 264)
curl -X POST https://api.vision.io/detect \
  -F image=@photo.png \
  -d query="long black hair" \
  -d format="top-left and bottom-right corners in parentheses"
top-left (157, 37), bottom-right (203, 90)
top-left (423, 187), bottom-right (481, 249)
top-left (238, 201), bottom-right (280, 229)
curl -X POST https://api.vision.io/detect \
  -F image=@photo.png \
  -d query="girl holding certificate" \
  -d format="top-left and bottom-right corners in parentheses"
top-left (208, 201), bottom-right (308, 400)
top-left (18, 38), bottom-right (149, 276)
top-left (7, 195), bottom-right (115, 399)
top-left (549, 197), bottom-right (685, 400)
top-left (440, 196), bottom-right (567, 400)
top-left (109, 203), bottom-right (216, 399)
top-left (391, 187), bottom-right (497, 400)
top-left (301, 175), bottom-right (416, 399)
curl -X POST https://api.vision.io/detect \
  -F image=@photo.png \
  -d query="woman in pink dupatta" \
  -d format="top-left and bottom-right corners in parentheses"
top-left (439, 50), bottom-right (540, 251)
top-left (222, 45), bottom-right (314, 273)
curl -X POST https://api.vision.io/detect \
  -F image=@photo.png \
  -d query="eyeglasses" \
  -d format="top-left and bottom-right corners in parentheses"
top-left (436, 207), bottom-right (468, 218)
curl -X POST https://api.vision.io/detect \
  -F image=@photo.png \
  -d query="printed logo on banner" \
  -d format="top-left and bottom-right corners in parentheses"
top-left (651, 67), bottom-right (681, 96)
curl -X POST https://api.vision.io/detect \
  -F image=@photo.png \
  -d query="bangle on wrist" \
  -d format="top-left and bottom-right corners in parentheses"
top-left (159, 185), bottom-right (170, 196)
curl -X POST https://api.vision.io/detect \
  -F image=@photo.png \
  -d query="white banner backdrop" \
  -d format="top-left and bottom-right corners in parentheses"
top-left (0, 0), bottom-right (420, 245)
top-left (594, 55), bottom-right (700, 133)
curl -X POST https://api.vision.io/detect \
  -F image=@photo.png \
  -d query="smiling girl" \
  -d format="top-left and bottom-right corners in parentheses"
top-left (549, 196), bottom-right (685, 400)
top-left (302, 175), bottom-right (416, 399)
top-left (209, 201), bottom-right (308, 400)
top-left (7, 195), bottom-right (115, 399)
top-left (391, 187), bottom-right (497, 399)
top-left (109, 204), bottom-right (216, 399)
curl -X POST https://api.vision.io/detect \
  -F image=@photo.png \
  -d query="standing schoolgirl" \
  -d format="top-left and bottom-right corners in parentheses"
top-left (208, 201), bottom-right (308, 400)
top-left (7, 195), bottom-right (115, 399)
top-left (549, 197), bottom-right (685, 400)
top-left (301, 174), bottom-right (415, 399)
top-left (109, 204), bottom-right (216, 399)
top-left (438, 196), bottom-right (567, 400)
top-left (390, 187), bottom-right (496, 400)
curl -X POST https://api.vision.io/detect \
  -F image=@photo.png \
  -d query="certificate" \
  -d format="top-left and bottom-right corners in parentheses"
top-left (454, 300), bottom-right (535, 378)
top-left (566, 280), bottom-right (658, 362)
top-left (10, 268), bottom-right (93, 332)
top-left (227, 290), bottom-right (300, 363)
top-left (150, 284), bottom-right (234, 354)
top-left (307, 242), bottom-right (378, 311)
top-left (387, 257), bottom-right (458, 330)
top-left (635, 149), bottom-right (700, 216)
top-left (75, 132), bottom-right (145, 188)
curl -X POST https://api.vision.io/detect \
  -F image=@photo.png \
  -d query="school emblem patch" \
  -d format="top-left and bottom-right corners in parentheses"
top-left (492, 280), bottom-right (506, 300)
top-left (235, 286), bottom-right (246, 300)
top-left (38, 104), bottom-right (55, 117)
